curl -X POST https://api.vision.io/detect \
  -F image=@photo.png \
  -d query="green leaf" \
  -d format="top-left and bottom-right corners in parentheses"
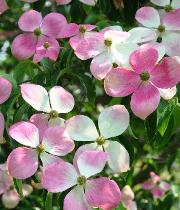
top-left (45, 192), bottom-right (53, 210)
top-left (145, 111), bottom-right (157, 142)
top-left (13, 178), bottom-right (23, 199)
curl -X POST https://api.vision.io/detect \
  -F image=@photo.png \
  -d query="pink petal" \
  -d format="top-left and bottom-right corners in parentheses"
top-left (18, 10), bottom-right (42, 32)
top-left (162, 9), bottom-right (180, 30)
top-left (159, 181), bottom-right (171, 191)
top-left (150, 172), bottom-right (161, 184)
top-left (65, 115), bottom-right (99, 141)
top-left (101, 25), bottom-right (122, 33)
top-left (79, 0), bottom-right (97, 6)
top-left (58, 23), bottom-right (79, 38)
top-left (90, 52), bottom-right (113, 80)
top-left (0, 165), bottom-right (12, 194)
top-left (42, 126), bottom-right (74, 156)
top-left (0, 0), bottom-right (8, 15)
top-left (64, 186), bottom-right (90, 210)
top-left (104, 30), bottom-right (130, 44)
top-left (130, 45), bottom-right (158, 73)
top-left (151, 187), bottom-right (164, 198)
top-left (41, 13), bottom-right (67, 38)
top-left (11, 33), bottom-right (37, 60)
top-left (125, 201), bottom-right (137, 210)
top-left (85, 178), bottom-right (121, 210)
top-left (0, 77), bottom-right (12, 104)
top-left (40, 152), bottom-right (63, 168)
top-left (104, 68), bottom-right (141, 97)
top-left (104, 141), bottom-right (130, 173)
top-left (151, 0), bottom-right (169, 7)
top-left (7, 147), bottom-right (38, 179)
top-left (9, 121), bottom-right (39, 147)
top-left (159, 86), bottom-right (177, 100)
top-left (0, 113), bottom-right (4, 143)
top-left (49, 86), bottom-right (74, 113)
top-left (130, 82), bottom-right (160, 119)
top-left (55, 0), bottom-right (72, 5)
top-left (142, 180), bottom-right (154, 190)
top-left (98, 105), bottom-right (129, 139)
top-left (2, 190), bottom-right (20, 209)
top-left (121, 185), bottom-right (134, 203)
top-left (41, 161), bottom-right (78, 192)
top-left (162, 32), bottom-right (180, 56)
top-left (151, 56), bottom-right (180, 88)
top-left (77, 151), bottom-right (107, 178)
top-left (20, 83), bottom-right (51, 112)
top-left (135, 7), bottom-right (160, 28)
top-left (30, 113), bottom-right (49, 143)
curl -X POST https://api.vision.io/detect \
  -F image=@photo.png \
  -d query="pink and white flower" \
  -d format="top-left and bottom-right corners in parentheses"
top-left (135, 7), bottom-right (180, 56)
top-left (20, 83), bottom-right (74, 126)
top-left (151, 0), bottom-right (180, 11)
top-left (121, 185), bottom-right (137, 210)
top-left (11, 10), bottom-right (71, 62)
top-left (104, 46), bottom-right (180, 119)
top-left (0, 0), bottom-right (8, 15)
top-left (66, 105), bottom-right (130, 173)
top-left (7, 121), bottom-right (74, 179)
top-left (42, 150), bottom-right (121, 210)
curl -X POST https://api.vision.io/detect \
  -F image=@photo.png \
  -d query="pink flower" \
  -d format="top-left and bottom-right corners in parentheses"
top-left (121, 185), bottom-right (137, 210)
top-left (135, 7), bottom-right (180, 56)
top-left (104, 46), bottom-right (180, 119)
top-left (20, 83), bottom-right (74, 126)
top-left (66, 105), bottom-right (130, 173)
top-left (11, 10), bottom-right (70, 61)
top-left (0, 164), bottom-right (12, 195)
top-left (7, 121), bottom-right (74, 179)
top-left (42, 150), bottom-right (121, 210)
top-left (151, 0), bottom-right (180, 11)
top-left (0, 0), bottom-right (8, 15)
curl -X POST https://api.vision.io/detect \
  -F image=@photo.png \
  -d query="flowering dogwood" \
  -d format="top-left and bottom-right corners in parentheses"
top-left (0, 0), bottom-right (8, 15)
top-left (135, 7), bottom-right (180, 56)
top-left (151, 0), bottom-right (180, 11)
top-left (105, 46), bottom-right (180, 119)
top-left (66, 105), bottom-right (130, 173)
top-left (7, 121), bottom-right (74, 179)
top-left (121, 185), bottom-right (137, 210)
top-left (42, 150), bottom-right (121, 210)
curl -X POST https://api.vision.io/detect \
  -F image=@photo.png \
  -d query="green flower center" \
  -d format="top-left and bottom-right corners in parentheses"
top-left (104, 38), bottom-right (112, 47)
top-left (34, 28), bottom-right (42, 36)
top-left (49, 110), bottom-right (58, 119)
top-left (96, 136), bottom-right (105, 145)
top-left (140, 71), bottom-right (150, 81)
top-left (43, 42), bottom-right (50, 49)
top-left (164, 4), bottom-right (173, 12)
top-left (113, 63), bottom-right (118, 68)
top-left (77, 176), bottom-right (86, 186)
top-left (158, 25), bottom-right (165, 33)
top-left (37, 144), bottom-right (45, 154)
top-left (79, 25), bottom-right (87, 34)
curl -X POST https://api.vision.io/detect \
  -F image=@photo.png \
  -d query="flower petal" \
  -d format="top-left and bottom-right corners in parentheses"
top-left (58, 23), bottom-right (79, 38)
top-left (104, 68), bottom-right (141, 97)
top-left (77, 151), bottom-right (107, 178)
top-left (151, 56), bottom-right (180, 88)
top-left (11, 34), bottom-right (37, 60)
top-left (40, 152), bottom-right (63, 168)
top-left (104, 141), bottom-right (130, 173)
top-left (0, 112), bottom-right (4, 143)
top-left (98, 105), bottom-right (129, 139)
top-left (135, 7), bottom-right (160, 28)
top-left (171, 0), bottom-right (180, 9)
top-left (20, 83), bottom-right (51, 112)
top-left (42, 126), bottom-right (74, 156)
top-left (55, 0), bottom-right (72, 5)
top-left (65, 115), bottom-right (99, 141)
top-left (41, 161), bottom-right (78, 192)
top-left (0, 0), bottom-right (8, 15)
top-left (2, 190), bottom-right (20, 209)
top-left (9, 121), bottom-right (39, 147)
top-left (159, 86), bottom-right (177, 100)
top-left (64, 186), bottom-right (90, 210)
top-left (163, 9), bottom-right (180, 30)
top-left (49, 86), bottom-right (74, 113)
top-left (85, 178), bottom-right (121, 210)
top-left (7, 147), bottom-right (38, 179)
top-left (130, 82), bottom-right (160, 119)
top-left (18, 10), bottom-right (42, 32)
top-left (90, 52), bottom-right (113, 80)
top-left (41, 13), bottom-right (67, 38)
top-left (151, 0), bottom-right (170, 7)
top-left (130, 45), bottom-right (158, 73)
top-left (0, 165), bottom-right (12, 194)
top-left (0, 77), bottom-right (12, 104)
top-left (79, 0), bottom-right (97, 6)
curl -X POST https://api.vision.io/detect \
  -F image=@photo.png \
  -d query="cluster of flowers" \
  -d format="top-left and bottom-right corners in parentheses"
top-left (0, 0), bottom-right (180, 209)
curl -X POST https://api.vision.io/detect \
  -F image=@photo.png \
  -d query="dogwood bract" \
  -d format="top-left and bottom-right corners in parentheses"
top-left (42, 150), bottom-right (121, 210)
top-left (66, 105), bottom-right (130, 173)
top-left (151, 0), bottom-right (180, 11)
top-left (104, 46), bottom-right (180, 119)
top-left (7, 122), bottom-right (74, 179)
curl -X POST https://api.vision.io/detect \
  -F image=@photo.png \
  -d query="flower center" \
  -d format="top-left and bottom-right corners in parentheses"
top-left (113, 63), bottom-right (118, 68)
top-left (77, 176), bottom-right (86, 186)
top-left (140, 71), bottom-right (150, 81)
top-left (79, 25), bottom-right (87, 34)
top-left (96, 136), bottom-right (105, 145)
top-left (37, 144), bottom-right (45, 154)
top-left (34, 28), bottom-right (42, 36)
top-left (164, 4), bottom-right (173, 12)
top-left (49, 110), bottom-right (58, 119)
top-left (43, 42), bottom-right (50, 49)
top-left (158, 25), bottom-right (165, 33)
top-left (104, 38), bottom-right (112, 47)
